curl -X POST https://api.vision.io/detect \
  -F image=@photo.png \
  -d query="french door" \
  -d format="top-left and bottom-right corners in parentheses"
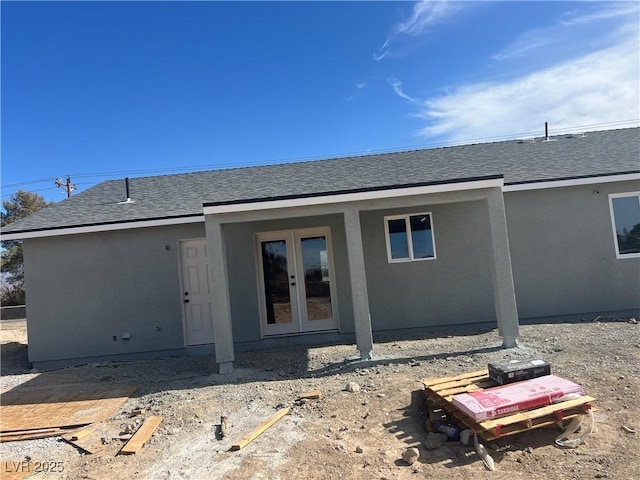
top-left (257, 227), bottom-right (337, 335)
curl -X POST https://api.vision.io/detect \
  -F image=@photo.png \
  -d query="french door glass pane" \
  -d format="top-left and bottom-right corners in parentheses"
top-left (300, 236), bottom-right (333, 321)
top-left (261, 240), bottom-right (292, 324)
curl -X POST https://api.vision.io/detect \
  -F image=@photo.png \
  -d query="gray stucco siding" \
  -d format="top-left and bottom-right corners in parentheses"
top-left (505, 180), bottom-right (640, 318)
top-left (360, 200), bottom-right (496, 331)
top-left (23, 223), bottom-right (206, 363)
top-left (222, 213), bottom-right (355, 342)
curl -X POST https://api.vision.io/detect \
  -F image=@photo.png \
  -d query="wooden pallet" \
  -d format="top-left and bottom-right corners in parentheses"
top-left (423, 369), bottom-right (595, 441)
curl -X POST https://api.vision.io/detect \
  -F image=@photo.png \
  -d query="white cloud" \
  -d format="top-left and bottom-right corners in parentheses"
top-left (416, 38), bottom-right (640, 142)
top-left (492, 27), bottom-right (561, 61)
top-left (493, 2), bottom-right (640, 61)
top-left (560, 1), bottom-right (639, 26)
top-left (374, 0), bottom-right (452, 61)
top-left (389, 78), bottom-right (422, 104)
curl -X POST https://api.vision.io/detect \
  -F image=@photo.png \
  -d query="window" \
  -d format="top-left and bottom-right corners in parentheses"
top-left (609, 193), bottom-right (640, 258)
top-left (384, 213), bottom-right (436, 262)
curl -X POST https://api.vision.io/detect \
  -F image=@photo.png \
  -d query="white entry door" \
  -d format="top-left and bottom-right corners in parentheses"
top-left (180, 238), bottom-right (215, 345)
top-left (257, 227), bottom-right (337, 336)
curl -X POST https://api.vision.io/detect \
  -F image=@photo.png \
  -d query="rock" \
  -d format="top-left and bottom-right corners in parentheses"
top-left (424, 432), bottom-right (448, 450)
top-left (459, 429), bottom-right (472, 446)
top-left (345, 381), bottom-right (360, 393)
top-left (355, 446), bottom-right (364, 453)
top-left (376, 393), bottom-right (386, 398)
top-left (402, 447), bottom-right (420, 465)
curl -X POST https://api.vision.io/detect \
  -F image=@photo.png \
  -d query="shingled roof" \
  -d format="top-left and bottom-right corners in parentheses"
top-left (3, 127), bottom-right (639, 236)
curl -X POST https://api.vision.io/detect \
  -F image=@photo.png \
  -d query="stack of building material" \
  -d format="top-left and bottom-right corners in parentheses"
top-left (452, 375), bottom-right (584, 422)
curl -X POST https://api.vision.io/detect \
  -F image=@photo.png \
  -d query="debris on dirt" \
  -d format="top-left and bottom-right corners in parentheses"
top-left (220, 415), bottom-right (229, 438)
top-left (345, 381), bottom-right (360, 393)
top-left (402, 447), bottom-right (420, 465)
top-left (424, 432), bottom-right (448, 450)
top-left (230, 407), bottom-right (290, 451)
top-left (119, 416), bottom-right (163, 455)
top-left (1, 318), bottom-right (639, 479)
top-left (474, 433), bottom-right (496, 471)
top-left (459, 429), bottom-right (472, 446)
top-left (298, 390), bottom-right (322, 400)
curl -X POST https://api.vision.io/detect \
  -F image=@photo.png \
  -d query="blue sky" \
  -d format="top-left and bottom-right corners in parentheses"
top-left (1, 1), bottom-right (638, 203)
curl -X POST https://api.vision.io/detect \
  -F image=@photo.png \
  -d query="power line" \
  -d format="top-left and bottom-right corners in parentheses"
top-left (1, 118), bottom-right (638, 192)
top-left (54, 176), bottom-right (77, 198)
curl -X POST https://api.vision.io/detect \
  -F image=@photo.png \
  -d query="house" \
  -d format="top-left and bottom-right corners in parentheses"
top-left (2, 127), bottom-right (639, 371)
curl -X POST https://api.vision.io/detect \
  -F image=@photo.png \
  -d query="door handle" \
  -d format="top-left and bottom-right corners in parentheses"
top-left (184, 299), bottom-right (190, 303)
top-left (291, 282), bottom-right (296, 286)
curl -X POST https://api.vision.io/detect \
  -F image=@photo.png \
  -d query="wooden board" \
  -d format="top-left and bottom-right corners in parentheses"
top-left (61, 422), bottom-right (121, 455)
top-left (231, 408), bottom-right (290, 451)
top-left (423, 371), bottom-right (595, 441)
top-left (0, 428), bottom-right (71, 443)
top-left (119, 416), bottom-right (163, 455)
top-left (298, 390), bottom-right (322, 400)
top-left (0, 384), bottom-right (137, 435)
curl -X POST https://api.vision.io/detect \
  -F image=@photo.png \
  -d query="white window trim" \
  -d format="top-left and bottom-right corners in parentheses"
top-left (608, 192), bottom-right (640, 259)
top-left (384, 212), bottom-right (436, 263)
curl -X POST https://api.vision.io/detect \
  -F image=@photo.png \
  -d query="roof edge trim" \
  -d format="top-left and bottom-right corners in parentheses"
top-left (203, 176), bottom-right (504, 215)
top-left (0, 214), bottom-right (204, 241)
top-left (503, 171), bottom-right (640, 192)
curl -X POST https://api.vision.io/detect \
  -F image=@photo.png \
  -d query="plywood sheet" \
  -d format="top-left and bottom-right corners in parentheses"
top-left (0, 384), bottom-right (137, 434)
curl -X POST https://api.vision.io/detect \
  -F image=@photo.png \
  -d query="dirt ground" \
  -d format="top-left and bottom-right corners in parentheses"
top-left (1, 316), bottom-right (639, 480)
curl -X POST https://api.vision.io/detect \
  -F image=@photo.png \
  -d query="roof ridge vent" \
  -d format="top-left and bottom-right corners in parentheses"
top-left (117, 177), bottom-right (135, 204)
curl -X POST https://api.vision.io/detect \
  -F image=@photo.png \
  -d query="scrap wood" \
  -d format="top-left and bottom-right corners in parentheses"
top-left (119, 416), bottom-right (163, 455)
top-left (298, 390), bottom-right (322, 400)
top-left (231, 407), bottom-right (290, 451)
top-left (0, 427), bottom-right (72, 443)
top-left (0, 384), bottom-right (138, 433)
top-left (70, 429), bottom-right (92, 441)
top-left (62, 423), bottom-right (120, 455)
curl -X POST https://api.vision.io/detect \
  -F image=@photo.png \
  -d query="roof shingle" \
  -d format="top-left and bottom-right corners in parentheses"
top-left (3, 127), bottom-right (639, 234)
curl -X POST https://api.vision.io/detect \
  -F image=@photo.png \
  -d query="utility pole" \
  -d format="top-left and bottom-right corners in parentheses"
top-left (55, 175), bottom-right (77, 198)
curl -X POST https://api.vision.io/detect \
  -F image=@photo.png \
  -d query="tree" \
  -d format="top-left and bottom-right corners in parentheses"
top-left (1, 190), bottom-right (54, 305)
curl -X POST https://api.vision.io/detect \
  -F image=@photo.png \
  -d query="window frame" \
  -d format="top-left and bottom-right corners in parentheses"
top-left (608, 192), bottom-right (640, 259)
top-left (384, 212), bottom-right (437, 263)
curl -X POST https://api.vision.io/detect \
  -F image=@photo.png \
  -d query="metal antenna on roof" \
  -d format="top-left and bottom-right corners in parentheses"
top-left (117, 177), bottom-right (134, 204)
top-left (543, 122), bottom-right (557, 142)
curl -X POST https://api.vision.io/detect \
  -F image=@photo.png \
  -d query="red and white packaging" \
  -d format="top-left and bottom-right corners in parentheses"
top-left (452, 375), bottom-right (584, 421)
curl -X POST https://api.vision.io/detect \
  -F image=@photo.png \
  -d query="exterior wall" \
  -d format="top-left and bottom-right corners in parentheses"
top-left (360, 200), bottom-right (496, 331)
top-left (23, 222), bottom-right (206, 364)
top-left (505, 180), bottom-right (640, 318)
top-left (222, 213), bottom-right (354, 342)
